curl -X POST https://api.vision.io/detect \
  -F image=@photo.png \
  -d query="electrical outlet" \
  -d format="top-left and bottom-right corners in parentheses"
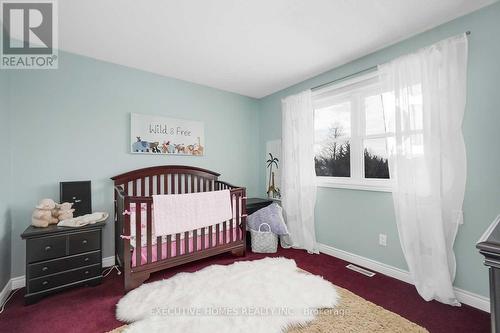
top-left (379, 234), bottom-right (387, 246)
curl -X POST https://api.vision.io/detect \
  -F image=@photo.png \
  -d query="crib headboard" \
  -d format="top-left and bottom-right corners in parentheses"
top-left (112, 165), bottom-right (219, 186)
top-left (111, 165), bottom-right (225, 197)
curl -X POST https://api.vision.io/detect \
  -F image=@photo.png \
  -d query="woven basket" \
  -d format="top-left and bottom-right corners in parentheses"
top-left (250, 223), bottom-right (278, 253)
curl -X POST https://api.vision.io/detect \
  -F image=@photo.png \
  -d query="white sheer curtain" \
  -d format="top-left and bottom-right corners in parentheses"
top-left (281, 90), bottom-right (318, 254)
top-left (379, 34), bottom-right (468, 305)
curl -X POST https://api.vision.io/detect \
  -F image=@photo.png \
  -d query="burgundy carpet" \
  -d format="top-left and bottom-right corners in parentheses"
top-left (0, 248), bottom-right (490, 332)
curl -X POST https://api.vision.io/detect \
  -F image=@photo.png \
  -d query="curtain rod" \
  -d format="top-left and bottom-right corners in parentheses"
top-left (311, 66), bottom-right (377, 91)
top-left (311, 30), bottom-right (471, 92)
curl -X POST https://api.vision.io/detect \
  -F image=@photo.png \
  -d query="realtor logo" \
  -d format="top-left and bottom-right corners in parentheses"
top-left (1, 0), bottom-right (58, 69)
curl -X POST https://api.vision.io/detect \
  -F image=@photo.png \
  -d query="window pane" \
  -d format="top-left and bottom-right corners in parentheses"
top-left (364, 138), bottom-right (389, 179)
top-left (365, 95), bottom-right (386, 135)
top-left (402, 133), bottom-right (424, 157)
top-left (314, 101), bottom-right (351, 177)
top-left (315, 139), bottom-right (351, 177)
top-left (381, 91), bottom-right (396, 133)
top-left (314, 101), bottom-right (351, 141)
top-left (387, 84), bottom-right (423, 132)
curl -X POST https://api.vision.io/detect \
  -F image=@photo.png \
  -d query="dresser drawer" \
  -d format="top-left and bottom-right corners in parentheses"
top-left (28, 264), bottom-right (101, 293)
top-left (69, 230), bottom-right (100, 255)
top-left (26, 235), bottom-right (67, 263)
top-left (28, 251), bottom-right (101, 279)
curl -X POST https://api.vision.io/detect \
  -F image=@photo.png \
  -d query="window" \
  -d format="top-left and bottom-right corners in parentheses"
top-left (313, 72), bottom-right (394, 191)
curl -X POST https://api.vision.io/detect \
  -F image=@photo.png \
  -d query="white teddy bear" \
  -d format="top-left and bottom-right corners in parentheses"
top-left (32, 199), bottom-right (58, 228)
top-left (54, 202), bottom-right (75, 221)
top-left (32, 199), bottom-right (76, 228)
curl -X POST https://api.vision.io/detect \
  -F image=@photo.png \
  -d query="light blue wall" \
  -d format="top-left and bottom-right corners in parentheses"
top-left (3, 3), bottom-right (499, 299)
top-left (258, 2), bottom-right (500, 297)
top-left (0, 71), bottom-right (12, 290)
top-left (7, 51), bottom-right (260, 277)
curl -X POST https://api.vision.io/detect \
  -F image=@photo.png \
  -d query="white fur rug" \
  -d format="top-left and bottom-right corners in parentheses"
top-left (116, 258), bottom-right (339, 333)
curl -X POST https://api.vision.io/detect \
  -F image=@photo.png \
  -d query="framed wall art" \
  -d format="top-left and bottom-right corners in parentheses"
top-left (130, 113), bottom-right (205, 156)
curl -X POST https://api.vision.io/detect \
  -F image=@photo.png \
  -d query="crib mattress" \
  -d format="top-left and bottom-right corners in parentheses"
top-left (132, 226), bottom-right (241, 266)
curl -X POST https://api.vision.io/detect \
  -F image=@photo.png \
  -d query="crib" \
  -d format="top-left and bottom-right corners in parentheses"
top-left (112, 165), bottom-right (247, 291)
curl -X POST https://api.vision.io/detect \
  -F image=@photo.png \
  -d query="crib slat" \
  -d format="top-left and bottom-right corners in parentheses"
top-left (176, 234), bottom-right (181, 256)
top-left (157, 235), bottom-right (162, 260)
top-left (133, 180), bottom-right (137, 196)
top-left (201, 228), bottom-right (205, 250)
top-left (191, 175), bottom-right (195, 193)
top-left (184, 231), bottom-right (189, 254)
top-left (236, 193), bottom-right (241, 241)
top-left (198, 177), bottom-right (203, 192)
top-left (167, 235), bottom-right (172, 258)
top-left (149, 176), bottom-right (153, 196)
top-left (141, 178), bottom-right (145, 196)
top-left (146, 202), bottom-right (152, 263)
top-left (124, 182), bottom-right (129, 196)
top-left (164, 173), bottom-right (168, 194)
top-left (156, 175), bottom-right (161, 195)
top-left (136, 203), bottom-right (141, 266)
top-left (184, 174), bottom-right (188, 194)
top-left (177, 173), bottom-right (183, 194)
top-left (216, 224), bottom-right (220, 245)
top-left (193, 229), bottom-right (197, 252)
top-left (230, 194), bottom-right (234, 243)
top-left (209, 226), bottom-right (213, 247)
top-left (208, 180), bottom-right (213, 192)
top-left (223, 221), bottom-right (227, 244)
top-left (171, 174), bottom-right (175, 194)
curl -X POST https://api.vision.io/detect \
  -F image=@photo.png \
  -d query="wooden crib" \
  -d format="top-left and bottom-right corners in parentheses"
top-left (112, 165), bottom-right (247, 291)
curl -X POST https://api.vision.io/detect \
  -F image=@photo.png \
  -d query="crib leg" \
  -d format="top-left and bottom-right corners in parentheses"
top-left (125, 271), bottom-right (151, 291)
top-left (231, 247), bottom-right (246, 257)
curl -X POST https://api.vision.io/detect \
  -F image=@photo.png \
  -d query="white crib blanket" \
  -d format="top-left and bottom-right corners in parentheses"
top-left (152, 190), bottom-right (232, 237)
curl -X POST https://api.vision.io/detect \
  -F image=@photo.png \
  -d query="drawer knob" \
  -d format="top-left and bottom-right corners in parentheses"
top-left (42, 281), bottom-right (48, 286)
top-left (44, 245), bottom-right (52, 251)
top-left (84, 257), bottom-right (90, 262)
top-left (84, 270), bottom-right (90, 275)
top-left (82, 240), bottom-right (88, 245)
top-left (42, 266), bottom-right (49, 272)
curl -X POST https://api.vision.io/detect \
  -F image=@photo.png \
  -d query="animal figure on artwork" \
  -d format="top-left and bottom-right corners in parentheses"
top-left (175, 144), bottom-right (186, 154)
top-left (192, 137), bottom-right (204, 156)
top-left (149, 142), bottom-right (161, 153)
top-left (161, 141), bottom-right (175, 154)
top-left (193, 144), bottom-right (203, 156)
top-left (132, 137), bottom-right (150, 152)
top-left (186, 145), bottom-right (195, 155)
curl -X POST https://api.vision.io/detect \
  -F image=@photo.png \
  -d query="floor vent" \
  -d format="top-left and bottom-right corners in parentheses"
top-left (346, 264), bottom-right (376, 277)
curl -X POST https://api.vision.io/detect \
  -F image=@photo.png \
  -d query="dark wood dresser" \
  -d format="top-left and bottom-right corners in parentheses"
top-left (477, 216), bottom-right (500, 332)
top-left (21, 222), bottom-right (105, 304)
top-left (246, 198), bottom-right (274, 215)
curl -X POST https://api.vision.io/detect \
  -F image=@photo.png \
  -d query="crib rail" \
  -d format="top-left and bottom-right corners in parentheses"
top-left (215, 180), bottom-right (239, 190)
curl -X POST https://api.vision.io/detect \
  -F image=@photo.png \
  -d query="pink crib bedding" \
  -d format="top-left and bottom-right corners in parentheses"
top-left (132, 226), bottom-right (241, 266)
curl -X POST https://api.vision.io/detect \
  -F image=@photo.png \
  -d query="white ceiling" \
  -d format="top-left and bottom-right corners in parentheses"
top-left (56, 0), bottom-right (496, 98)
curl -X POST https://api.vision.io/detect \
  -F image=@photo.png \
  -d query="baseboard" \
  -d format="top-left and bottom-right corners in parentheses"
top-left (318, 243), bottom-right (413, 284)
top-left (10, 275), bottom-right (25, 290)
top-left (0, 278), bottom-right (12, 307)
top-left (9, 255), bottom-right (116, 291)
top-left (454, 287), bottom-right (490, 313)
top-left (317, 243), bottom-right (490, 313)
top-left (102, 255), bottom-right (116, 268)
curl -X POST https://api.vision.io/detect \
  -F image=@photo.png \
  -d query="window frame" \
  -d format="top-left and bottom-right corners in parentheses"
top-left (313, 71), bottom-right (393, 192)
